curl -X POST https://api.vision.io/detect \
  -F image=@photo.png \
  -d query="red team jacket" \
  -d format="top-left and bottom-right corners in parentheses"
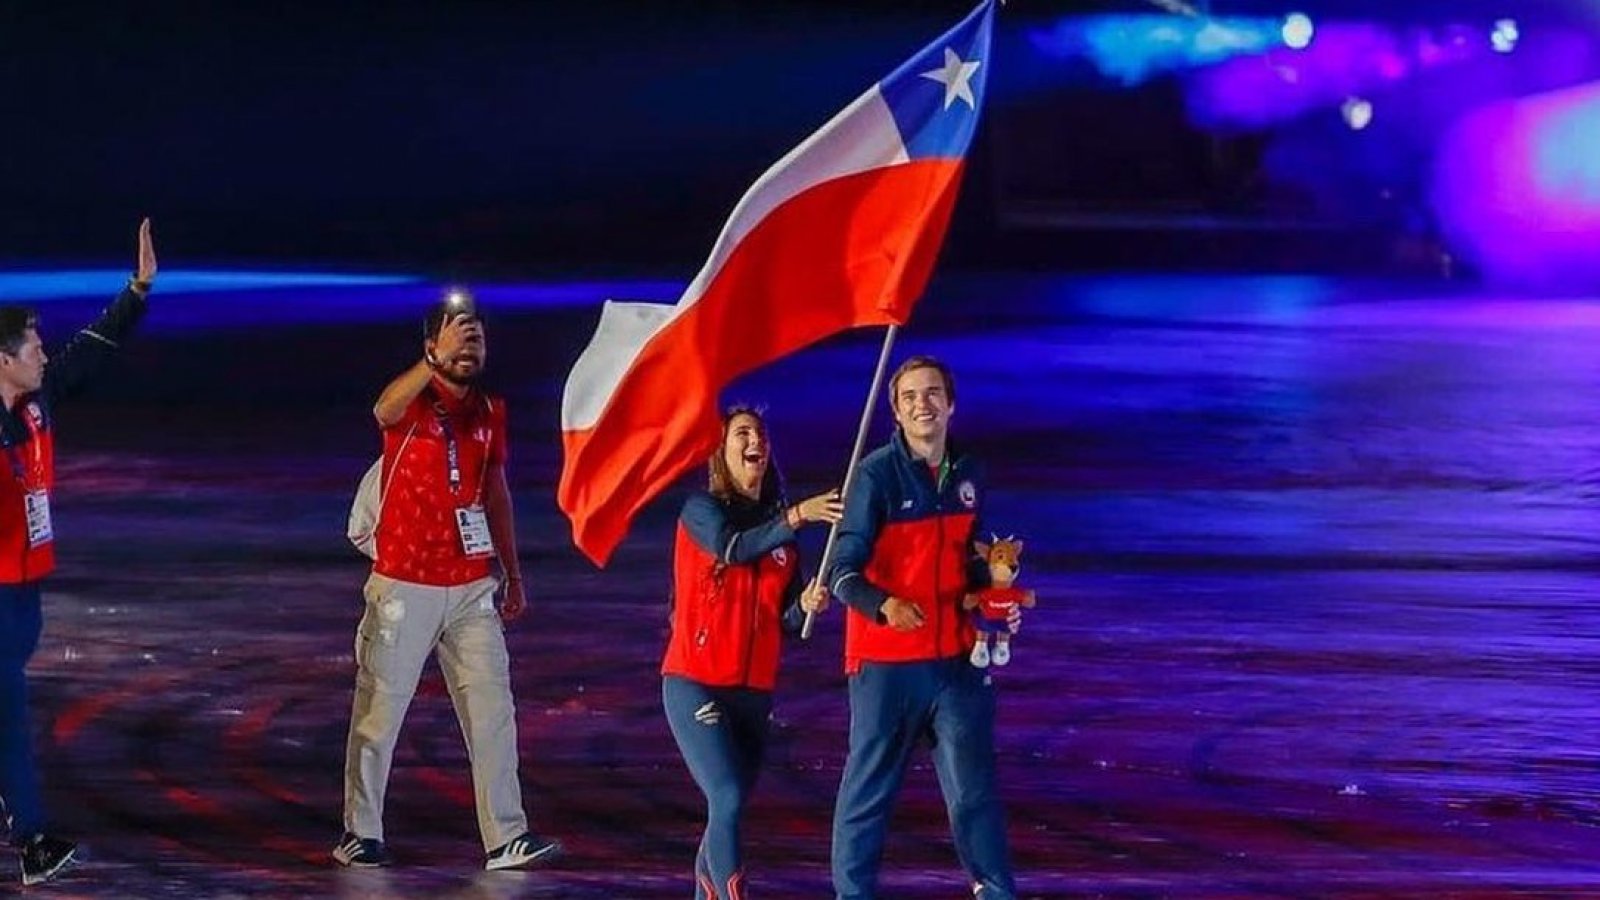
top-left (828, 433), bottom-right (990, 674)
top-left (0, 286), bottom-right (147, 584)
top-left (662, 490), bottom-right (804, 691)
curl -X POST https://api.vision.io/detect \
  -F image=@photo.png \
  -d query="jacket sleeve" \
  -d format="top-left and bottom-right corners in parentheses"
top-left (680, 492), bottom-right (796, 565)
top-left (43, 285), bottom-right (149, 407)
top-left (828, 463), bottom-right (889, 621)
top-left (779, 564), bottom-right (806, 635)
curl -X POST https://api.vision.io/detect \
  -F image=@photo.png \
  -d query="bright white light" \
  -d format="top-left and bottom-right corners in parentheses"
top-left (1491, 18), bottom-right (1519, 54)
top-left (1282, 12), bottom-right (1315, 50)
top-left (1341, 97), bottom-right (1374, 130)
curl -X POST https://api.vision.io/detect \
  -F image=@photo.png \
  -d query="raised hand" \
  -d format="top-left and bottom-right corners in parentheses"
top-left (431, 314), bottom-right (482, 365)
top-left (136, 218), bottom-right (157, 285)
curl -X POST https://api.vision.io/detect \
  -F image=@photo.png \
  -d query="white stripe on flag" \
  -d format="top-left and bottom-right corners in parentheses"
top-left (559, 85), bottom-right (908, 433)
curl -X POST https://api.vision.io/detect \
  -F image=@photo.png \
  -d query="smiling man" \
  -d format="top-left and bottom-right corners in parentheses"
top-left (825, 355), bottom-right (1020, 900)
top-left (334, 289), bottom-right (559, 872)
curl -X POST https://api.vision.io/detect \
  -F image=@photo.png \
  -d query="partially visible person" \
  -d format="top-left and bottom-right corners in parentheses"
top-left (1, 220), bottom-right (157, 886)
top-left (662, 406), bottom-right (841, 900)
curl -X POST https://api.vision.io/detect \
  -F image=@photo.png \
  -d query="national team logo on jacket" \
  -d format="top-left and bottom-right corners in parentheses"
top-left (958, 480), bottom-right (977, 508)
top-left (771, 547), bottom-right (789, 567)
top-left (25, 403), bottom-right (42, 427)
top-left (474, 427), bottom-right (490, 443)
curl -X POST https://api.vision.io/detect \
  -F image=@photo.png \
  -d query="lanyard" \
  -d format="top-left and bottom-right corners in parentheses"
top-left (435, 404), bottom-right (463, 494)
top-left (430, 392), bottom-right (493, 503)
top-left (1, 406), bottom-right (44, 491)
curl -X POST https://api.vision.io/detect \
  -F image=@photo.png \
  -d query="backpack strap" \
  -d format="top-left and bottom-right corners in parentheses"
top-left (374, 421), bottom-right (419, 531)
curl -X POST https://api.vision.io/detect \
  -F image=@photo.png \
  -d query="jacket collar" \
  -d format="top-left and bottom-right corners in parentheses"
top-left (890, 428), bottom-right (963, 470)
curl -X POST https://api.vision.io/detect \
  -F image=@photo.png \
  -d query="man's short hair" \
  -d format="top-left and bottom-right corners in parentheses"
top-left (0, 306), bottom-right (40, 357)
top-left (888, 355), bottom-right (956, 406)
top-left (423, 289), bottom-right (480, 339)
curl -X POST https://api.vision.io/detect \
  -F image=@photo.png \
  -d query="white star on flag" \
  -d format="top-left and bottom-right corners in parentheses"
top-left (920, 46), bottom-right (981, 111)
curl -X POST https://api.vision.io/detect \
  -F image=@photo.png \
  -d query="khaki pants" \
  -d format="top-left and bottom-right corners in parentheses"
top-left (342, 572), bottom-right (528, 851)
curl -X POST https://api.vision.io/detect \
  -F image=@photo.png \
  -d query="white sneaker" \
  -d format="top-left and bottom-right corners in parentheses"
top-left (485, 833), bottom-right (562, 871)
top-left (992, 640), bottom-right (1011, 667)
top-left (969, 640), bottom-right (991, 668)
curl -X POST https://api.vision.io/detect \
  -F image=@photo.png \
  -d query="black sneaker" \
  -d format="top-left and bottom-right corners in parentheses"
top-left (19, 833), bottom-right (77, 886)
top-left (484, 832), bottom-right (561, 871)
top-left (331, 831), bottom-right (390, 868)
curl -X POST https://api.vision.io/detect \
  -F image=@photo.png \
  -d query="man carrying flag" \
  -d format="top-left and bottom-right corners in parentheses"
top-left (557, 0), bottom-right (999, 567)
top-left (826, 355), bottom-right (1018, 900)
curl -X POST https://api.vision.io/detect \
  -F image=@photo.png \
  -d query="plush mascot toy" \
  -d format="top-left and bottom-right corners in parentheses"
top-left (963, 537), bottom-right (1037, 668)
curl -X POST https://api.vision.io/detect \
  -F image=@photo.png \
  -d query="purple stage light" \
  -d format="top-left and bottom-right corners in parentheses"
top-left (1185, 20), bottom-right (1503, 132)
top-left (1433, 79), bottom-right (1600, 287)
top-left (1185, 23), bottom-right (1410, 130)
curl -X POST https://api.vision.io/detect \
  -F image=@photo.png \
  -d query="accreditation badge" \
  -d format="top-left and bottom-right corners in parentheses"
top-left (455, 505), bottom-right (494, 558)
top-left (24, 489), bottom-right (52, 549)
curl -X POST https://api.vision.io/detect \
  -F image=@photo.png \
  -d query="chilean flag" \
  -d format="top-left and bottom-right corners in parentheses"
top-left (559, 0), bottom-right (995, 566)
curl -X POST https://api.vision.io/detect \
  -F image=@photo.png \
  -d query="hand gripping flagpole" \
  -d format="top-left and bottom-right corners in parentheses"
top-left (801, 325), bottom-right (899, 640)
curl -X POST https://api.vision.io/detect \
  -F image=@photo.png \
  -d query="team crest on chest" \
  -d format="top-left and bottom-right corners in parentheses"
top-left (26, 403), bottom-right (42, 427)
top-left (771, 547), bottom-right (789, 567)
top-left (958, 480), bottom-right (977, 508)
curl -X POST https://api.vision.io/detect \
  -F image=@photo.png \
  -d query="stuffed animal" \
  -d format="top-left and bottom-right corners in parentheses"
top-left (963, 537), bottom-right (1037, 668)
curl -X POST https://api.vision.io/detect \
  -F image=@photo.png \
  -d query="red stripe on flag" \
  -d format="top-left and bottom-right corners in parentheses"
top-left (560, 158), bottom-right (965, 564)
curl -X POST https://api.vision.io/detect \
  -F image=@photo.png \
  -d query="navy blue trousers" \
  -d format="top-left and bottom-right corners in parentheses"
top-left (831, 657), bottom-right (1015, 900)
top-left (663, 676), bottom-right (774, 900)
top-left (0, 584), bottom-right (45, 844)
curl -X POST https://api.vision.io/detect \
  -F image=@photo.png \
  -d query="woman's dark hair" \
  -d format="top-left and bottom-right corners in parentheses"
top-left (707, 405), bottom-right (783, 507)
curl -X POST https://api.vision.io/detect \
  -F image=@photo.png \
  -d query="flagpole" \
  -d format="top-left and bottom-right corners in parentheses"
top-left (801, 324), bottom-right (900, 641)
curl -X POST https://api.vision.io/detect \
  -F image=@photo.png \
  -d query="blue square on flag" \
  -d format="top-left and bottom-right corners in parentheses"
top-left (879, 2), bottom-right (994, 160)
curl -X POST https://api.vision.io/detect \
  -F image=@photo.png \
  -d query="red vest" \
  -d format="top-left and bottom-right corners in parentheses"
top-left (834, 435), bottom-right (984, 674)
top-left (662, 519), bottom-right (797, 690)
top-left (0, 398), bottom-right (56, 584)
